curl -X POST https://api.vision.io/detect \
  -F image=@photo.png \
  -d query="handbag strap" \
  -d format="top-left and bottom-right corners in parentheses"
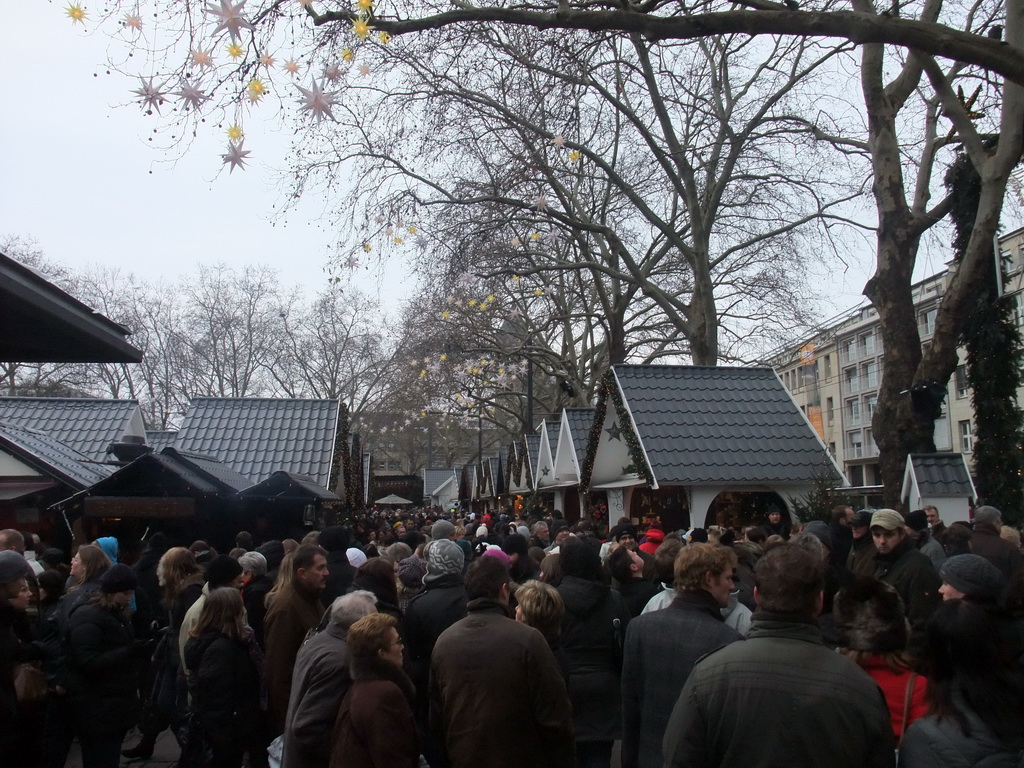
top-left (897, 671), bottom-right (918, 748)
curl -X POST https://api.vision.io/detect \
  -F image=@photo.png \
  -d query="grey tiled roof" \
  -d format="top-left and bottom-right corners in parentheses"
top-left (0, 419), bottom-right (113, 489)
top-left (0, 396), bottom-right (139, 461)
top-left (424, 468), bottom-right (456, 497)
top-left (565, 408), bottom-right (596, 454)
top-left (174, 398), bottom-right (339, 487)
top-left (239, 471), bottom-right (340, 501)
top-left (145, 430), bottom-right (178, 453)
top-left (524, 434), bottom-right (540, 473)
top-left (611, 365), bottom-right (841, 485)
top-left (544, 420), bottom-right (560, 449)
top-left (164, 448), bottom-right (253, 492)
top-left (908, 453), bottom-right (975, 497)
top-left (488, 456), bottom-right (503, 496)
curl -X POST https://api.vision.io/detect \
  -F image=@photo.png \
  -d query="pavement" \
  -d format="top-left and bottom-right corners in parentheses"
top-left (65, 729), bottom-right (180, 768)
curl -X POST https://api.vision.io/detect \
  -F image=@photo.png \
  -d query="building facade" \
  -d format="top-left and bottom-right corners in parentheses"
top-left (767, 226), bottom-right (1024, 507)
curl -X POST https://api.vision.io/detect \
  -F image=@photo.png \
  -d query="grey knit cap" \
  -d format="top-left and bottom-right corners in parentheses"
top-left (431, 519), bottom-right (456, 541)
top-left (940, 554), bottom-right (1006, 603)
top-left (0, 551), bottom-right (31, 584)
top-left (425, 539), bottom-right (464, 584)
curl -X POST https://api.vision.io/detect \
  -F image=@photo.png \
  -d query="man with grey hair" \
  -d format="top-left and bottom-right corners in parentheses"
top-left (971, 505), bottom-right (1024, 581)
top-left (240, 550), bottom-right (272, 648)
top-left (282, 590), bottom-right (377, 768)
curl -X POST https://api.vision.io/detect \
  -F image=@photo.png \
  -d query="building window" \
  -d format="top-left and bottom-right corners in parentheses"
top-left (823, 354), bottom-right (832, 379)
top-left (862, 361), bottom-right (878, 389)
top-left (848, 432), bottom-right (864, 459)
top-left (955, 365), bottom-right (969, 399)
top-left (1011, 294), bottom-right (1024, 327)
top-left (842, 338), bottom-right (856, 364)
top-left (846, 399), bottom-right (860, 426)
top-left (849, 465), bottom-right (865, 486)
top-left (826, 397), bottom-right (835, 425)
top-left (860, 331), bottom-right (875, 357)
top-left (959, 420), bottom-right (974, 452)
top-left (845, 367), bottom-right (860, 394)
top-left (920, 307), bottom-right (937, 336)
top-left (828, 442), bottom-right (836, 457)
top-left (865, 394), bottom-right (877, 418)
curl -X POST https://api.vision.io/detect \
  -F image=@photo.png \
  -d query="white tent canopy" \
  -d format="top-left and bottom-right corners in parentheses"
top-left (375, 493), bottom-right (414, 505)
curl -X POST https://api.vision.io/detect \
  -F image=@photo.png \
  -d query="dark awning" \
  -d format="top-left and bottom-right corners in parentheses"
top-left (0, 252), bottom-right (143, 363)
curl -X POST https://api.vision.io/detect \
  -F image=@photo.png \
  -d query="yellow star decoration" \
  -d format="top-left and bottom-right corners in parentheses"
top-left (468, 299), bottom-right (477, 307)
top-left (65, 2), bottom-right (87, 23)
top-left (569, 150), bottom-right (582, 163)
top-left (227, 124), bottom-right (244, 141)
top-left (408, 226), bottom-right (417, 233)
top-left (352, 17), bottom-right (373, 39)
top-left (419, 370), bottom-right (427, 379)
top-left (487, 294), bottom-right (495, 302)
top-left (378, 31), bottom-right (391, 44)
top-left (513, 275), bottom-right (521, 281)
top-left (363, 243), bottom-right (372, 252)
top-left (442, 311), bottom-right (451, 320)
top-left (479, 303), bottom-right (488, 311)
top-left (534, 288), bottom-right (543, 296)
top-left (530, 232), bottom-right (539, 241)
top-left (394, 237), bottom-right (404, 244)
top-left (226, 42), bottom-right (244, 59)
top-left (248, 78), bottom-right (267, 97)
top-left (357, 0), bottom-right (374, 10)
top-left (440, 353), bottom-right (447, 361)
top-left (342, 47), bottom-right (355, 62)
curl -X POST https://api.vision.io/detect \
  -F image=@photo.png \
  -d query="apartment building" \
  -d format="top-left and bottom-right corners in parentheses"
top-left (766, 226), bottom-right (1024, 507)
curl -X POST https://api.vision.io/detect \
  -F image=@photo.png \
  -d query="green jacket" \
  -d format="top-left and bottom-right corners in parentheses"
top-left (663, 614), bottom-right (895, 768)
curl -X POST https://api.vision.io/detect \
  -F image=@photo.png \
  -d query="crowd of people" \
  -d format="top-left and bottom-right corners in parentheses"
top-left (1, 501), bottom-right (1023, 768)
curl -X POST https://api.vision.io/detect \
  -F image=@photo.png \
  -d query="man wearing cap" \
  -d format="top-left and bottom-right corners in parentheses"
top-left (970, 505), bottom-right (1024, 581)
top-left (904, 509), bottom-right (946, 570)
top-left (871, 509), bottom-right (941, 640)
top-left (403, 539), bottom-right (468, 767)
top-left (847, 510), bottom-right (877, 577)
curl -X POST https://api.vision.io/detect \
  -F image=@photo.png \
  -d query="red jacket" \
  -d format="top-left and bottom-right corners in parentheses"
top-left (639, 529), bottom-right (665, 555)
top-left (859, 655), bottom-right (928, 739)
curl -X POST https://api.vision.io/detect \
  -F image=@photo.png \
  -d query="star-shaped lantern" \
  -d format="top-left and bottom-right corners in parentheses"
top-left (246, 77), bottom-right (268, 103)
top-left (296, 78), bottom-right (340, 123)
top-left (533, 194), bottom-right (549, 212)
top-left (122, 13), bottom-right (143, 31)
top-left (324, 63), bottom-right (343, 83)
top-left (65, 3), bottom-right (87, 24)
top-left (260, 53), bottom-right (276, 69)
top-left (206, 0), bottom-right (255, 41)
top-left (352, 17), bottom-right (373, 39)
top-left (191, 47), bottom-right (215, 68)
top-left (284, 58), bottom-right (301, 75)
top-left (177, 81), bottom-right (210, 111)
top-left (221, 140), bottom-right (251, 172)
top-left (133, 77), bottom-right (168, 113)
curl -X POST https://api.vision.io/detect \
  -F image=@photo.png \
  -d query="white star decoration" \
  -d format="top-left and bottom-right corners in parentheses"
top-left (324, 63), bottom-right (343, 83)
top-left (296, 78), bottom-right (340, 122)
top-left (221, 140), bottom-right (251, 172)
top-left (533, 194), bottom-right (549, 212)
top-left (544, 229), bottom-right (560, 245)
top-left (205, 0), bottom-right (255, 41)
top-left (345, 255), bottom-right (360, 269)
top-left (176, 81), bottom-right (209, 111)
top-left (284, 58), bottom-right (301, 76)
top-left (191, 48), bottom-right (215, 68)
top-left (122, 13), bottom-right (143, 30)
top-left (133, 77), bottom-right (168, 113)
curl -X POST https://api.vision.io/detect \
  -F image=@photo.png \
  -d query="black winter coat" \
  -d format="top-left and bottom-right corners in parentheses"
top-left (321, 551), bottom-right (357, 606)
top-left (403, 573), bottom-right (468, 711)
top-left (66, 600), bottom-right (140, 735)
top-left (183, 631), bottom-right (263, 739)
top-left (556, 575), bottom-right (631, 741)
top-left (242, 574), bottom-right (273, 649)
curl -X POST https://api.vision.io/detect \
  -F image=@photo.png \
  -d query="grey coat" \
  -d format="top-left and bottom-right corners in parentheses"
top-left (900, 707), bottom-right (1024, 768)
top-left (282, 623), bottom-right (354, 768)
top-left (662, 614), bottom-right (895, 768)
top-left (621, 590), bottom-right (742, 768)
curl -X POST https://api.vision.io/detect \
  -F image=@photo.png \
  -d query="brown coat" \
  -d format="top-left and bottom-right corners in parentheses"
top-left (264, 584), bottom-right (324, 735)
top-left (329, 655), bottom-right (418, 768)
top-left (429, 599), bottom-right (574, 768)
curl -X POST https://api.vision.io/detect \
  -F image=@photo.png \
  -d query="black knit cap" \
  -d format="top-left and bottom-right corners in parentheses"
top-left (101, 563), bottom-right (139, 594)
top-left (204, 554), bottom-right (243, 589)
top-left (610, 523), bottom-right (638, 541)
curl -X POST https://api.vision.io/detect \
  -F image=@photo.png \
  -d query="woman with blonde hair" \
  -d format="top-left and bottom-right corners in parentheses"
top-left (329, 613), bottom-right (418, 768)
top-left (183, 587), bottom-right (267, 768)
top-left (264, 552), bottom-right (294, 610)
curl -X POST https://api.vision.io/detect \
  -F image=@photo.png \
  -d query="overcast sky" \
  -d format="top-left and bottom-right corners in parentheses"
top-left (0, 3), bottom-right (917, 330)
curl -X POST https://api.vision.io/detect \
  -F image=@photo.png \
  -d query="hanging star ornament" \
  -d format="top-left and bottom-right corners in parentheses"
top-left (284, 58), bottom-right (301, 75)
top-left (226, 42), bottom-right (244, 59)
top-left (352, 17), bottom-right (373, 39)
top-left (221, 140), bottom-right (251, 172)
top-left (259, 53), bottom-right (276, 69)
top-left (246, 77), bottom-right (268, 103)
top-left (133, 77), bottom-right (168, 113)
top-left (324, 63), bottom-right (343, 82)
top-left (177, 81), bottom-right (210, 111)
top-left (296, 78), bottom-right (340, 123)
top-left (65, 3), bottom-right (88, 24)
top-left (226, 123), bottom-right (244, 141)
top-left (533, 194), bottom-right (549, 212)
top-left (191, 47), bottom-right (215, 68)
top-left (122, 13), bottom-right (143, 31)
top-left (205, 0), bottom-right (255, 41)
